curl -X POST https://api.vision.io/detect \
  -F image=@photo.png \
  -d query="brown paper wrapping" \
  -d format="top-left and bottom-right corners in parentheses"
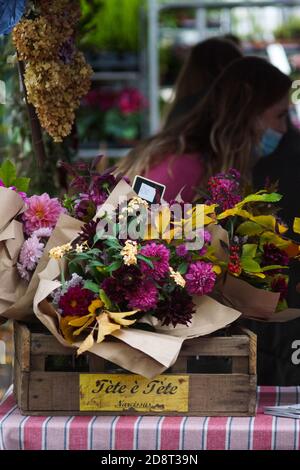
top-left (207, 224), bottom-right (229, 263)
top-left (95, 179), bottom-right (137, 220)
top-left (219, 274), bottom-right (300, 322)
top-left (0, 188), bottom-right (27, 317)
top-left (3, 214), bottom-right (83, 321)
top-left (33, 256), bottom-right (242, 379)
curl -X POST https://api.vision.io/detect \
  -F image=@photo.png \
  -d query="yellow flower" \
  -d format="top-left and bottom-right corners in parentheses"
top-left (49, 243), bottom-right (72, 260)
top-left (88, 299), bottom-right (104, 316)
top-left (121, 240), bottom-right (138, 266)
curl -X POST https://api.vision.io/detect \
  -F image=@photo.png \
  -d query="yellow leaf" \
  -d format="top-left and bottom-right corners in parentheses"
top-left (212, 265), bottom-right (222, 275)
top-left (260, 231), bottom-right (291, 249)
top-left (68, 313), bottom-right (94, 327)
top-left (88, 299), bottom-right (104, 315)
top-left (217, 208), bottom-right (252, 220)
top-left (77, 332), bottom-right (95, 355)
top-left (60, 316), bottom-right (77, 344)
top-left (249, 272), bottom-right (266, 279)
top-left (73, 315), bottom-right (96, 337)
top-left (251, 215), bottom-right (276, 231)
top-left (108, 309), bottom-right (138, 326)
top-left (96, 312), bottom-right (121, 343)
top-left (294, 218), bottom-right (300, 234)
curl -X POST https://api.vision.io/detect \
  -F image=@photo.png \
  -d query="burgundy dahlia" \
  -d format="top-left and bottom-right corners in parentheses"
top-left (261, 243), bottom-right (289, 274)
top-left (101, 266), bottom-right (143, 304)
top-left (58, 285), bottom-right (96, 317)
top-left (154, 288), bottom-right (195, 327)
top-left (271, 276), bottom-right (289, 301)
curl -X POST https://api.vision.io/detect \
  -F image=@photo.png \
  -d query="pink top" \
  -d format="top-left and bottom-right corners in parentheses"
top-left (145, 153), bottom-right (204, 202)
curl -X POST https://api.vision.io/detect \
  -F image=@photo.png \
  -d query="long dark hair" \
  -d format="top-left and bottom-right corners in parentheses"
top-left (119, 57), bottom-right (292, 183)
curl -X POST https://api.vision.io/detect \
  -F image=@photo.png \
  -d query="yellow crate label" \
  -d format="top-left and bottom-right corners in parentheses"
top-left (79, 374), bottom-right (189, 412)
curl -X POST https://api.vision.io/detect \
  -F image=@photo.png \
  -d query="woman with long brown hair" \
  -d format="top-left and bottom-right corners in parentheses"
top-left (118, 57), bottom-right (291, 202)
top-left (163, 37), bottom-right (243, 129)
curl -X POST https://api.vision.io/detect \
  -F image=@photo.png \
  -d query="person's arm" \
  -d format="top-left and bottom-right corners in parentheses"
top-left (145, 153), bottom-right (204, 202)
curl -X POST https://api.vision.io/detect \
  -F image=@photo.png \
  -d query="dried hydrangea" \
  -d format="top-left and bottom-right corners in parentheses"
top-left (13, 18), bottom-right (67, 62)
top-left (12, 1), bottom-right (93, 143)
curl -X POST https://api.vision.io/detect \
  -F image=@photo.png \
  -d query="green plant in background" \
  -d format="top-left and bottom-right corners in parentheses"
top-left (104, 109), bottom-right (140, 142)
top-left (0, 159), bottom-right (30, 191)
top-left (80, 0), bottom-right (143, 53)
top-left (274, 16), bottom-right (300, 41)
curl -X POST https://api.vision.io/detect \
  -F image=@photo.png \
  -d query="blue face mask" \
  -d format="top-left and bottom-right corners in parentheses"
top-left (259, 128), bottom-right (284, 157)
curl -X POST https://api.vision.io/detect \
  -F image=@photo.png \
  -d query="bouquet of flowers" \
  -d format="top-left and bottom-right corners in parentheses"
top-left (2, 158), bottom-right (123, 321)
top-left (33, 180), bottom-right (241, 377)
top-left (204, 169), bottom-right (299, 319)
top-left (49, 195), bottom-right (223, 350)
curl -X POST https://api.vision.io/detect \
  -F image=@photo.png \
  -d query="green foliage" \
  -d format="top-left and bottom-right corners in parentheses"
top-left (274, 16), bottom-right (300, 40)
top-left (0, 159), bottom-right (30, 191)
top-left (236, 221), bottom-right (263, 237)
top-left (80, 0), bottom-right (143, 52)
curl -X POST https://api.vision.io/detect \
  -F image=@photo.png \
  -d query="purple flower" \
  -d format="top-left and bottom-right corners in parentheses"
top-left (176, 244), bottom-right (188, 257)
top-left (140, 243), bottom-right (170, 280)
top-left (18, 235), bottom-right (44, 274)
top-left (127, 281), bottom-right (158, 311)
top-left (17, 263), bottom-right (30, 282)
top-left (207, 169), bottom-right (242, 211)
top-left (261, 243), bottom-right (289, 274)
top-left (185, 261), bottom-right (216, 296)
top-left (154, 288), bottom-right (195, 327)
top-left (32, 227), bottom-right (53, 239)
top-left (74, 190), bottom-right (108, 221)
top-left (102, 266), bottom-right (143, 304)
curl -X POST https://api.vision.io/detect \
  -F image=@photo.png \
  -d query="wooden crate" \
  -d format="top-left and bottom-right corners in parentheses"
top-left (14, 321), bottom-right (257, 416)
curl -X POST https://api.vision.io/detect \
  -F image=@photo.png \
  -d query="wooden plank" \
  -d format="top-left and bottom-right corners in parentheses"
top-left (31, 334), bottom-right (73, 356)
top-left (88, 353), bottom-right (106, 372)
top-left (248, 375), bottom-right (257, 415)
top-left (28, 372), bottom-right (79, 411)
top-left (171, 356), bottom-right (187, 373)
top-left (13, 322), bottom-right (30, 372)
top-left (24, 372), bottom-right (255, 416)
top-left (179, 335), bottom-right (250, 356)
top-left (231, 357), bottom-right (249, 373)
top-left (14, 357), bottom-right (29, 412)
top-left (30, 356), bottom-right (46, 372)
top-left (15, 322), bottom-right (257, 417)
top-left (240, 327), bottom-right (257, 375)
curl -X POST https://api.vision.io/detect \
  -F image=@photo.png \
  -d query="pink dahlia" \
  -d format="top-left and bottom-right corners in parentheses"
top-left (23, 193), bottom-right (65, 235)
top-left (140, 242), bottom-right (170, 280)
top-left (59, 285), bottom-right (96, 317)
top-left (127, 281), bottom-right (158, 311)
top-left (18, 235), bottom-right (44, 272)
top-left (185, 261), bottom-right (216, 296)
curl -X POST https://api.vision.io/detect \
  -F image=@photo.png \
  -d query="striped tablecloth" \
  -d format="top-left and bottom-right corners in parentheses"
top-left (0, 386), bottom-right (300, 450)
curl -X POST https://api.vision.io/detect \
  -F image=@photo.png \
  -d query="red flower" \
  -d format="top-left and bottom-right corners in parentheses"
top-left (59, 285), bottom-right (95, 317)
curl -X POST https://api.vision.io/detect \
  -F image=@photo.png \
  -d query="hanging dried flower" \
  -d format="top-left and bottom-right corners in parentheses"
top-left (12, 0), bottom-right (93, 142)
